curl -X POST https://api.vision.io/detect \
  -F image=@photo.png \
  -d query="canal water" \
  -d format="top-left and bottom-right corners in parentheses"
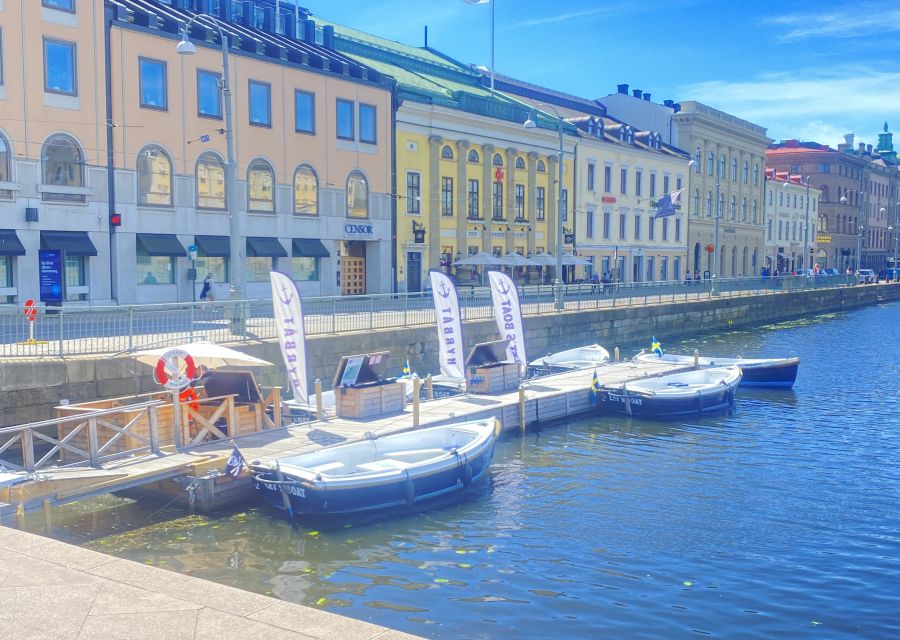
top-left (39, 302), bottom-right (900, 639)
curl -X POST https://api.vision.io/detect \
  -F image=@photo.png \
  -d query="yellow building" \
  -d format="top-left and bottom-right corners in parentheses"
top-left (330, 24), bottom-right (576, 291)
top-left (0, 0), bottom-right (394, 305)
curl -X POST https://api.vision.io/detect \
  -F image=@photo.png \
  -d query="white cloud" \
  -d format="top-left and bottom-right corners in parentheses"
top-left (765, 4), bottom-right (900, 41)
top-left (678, 68), bottom-right (900, 147)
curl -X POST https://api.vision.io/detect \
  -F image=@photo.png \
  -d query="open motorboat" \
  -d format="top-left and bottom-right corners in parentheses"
top-left (528, 344), bottom-right (611, 375)
top-left (602, 366), bottom-right (742, 418)
top-left (635, 352), bottom-right (799, 388)
top-left (250, 418), bottom-right (499, 517)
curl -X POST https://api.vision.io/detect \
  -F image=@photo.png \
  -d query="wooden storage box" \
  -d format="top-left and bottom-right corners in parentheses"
top-left (467, 362), bottom-right (521, 394)
top-left (336, 381), bottom-right (406, 419)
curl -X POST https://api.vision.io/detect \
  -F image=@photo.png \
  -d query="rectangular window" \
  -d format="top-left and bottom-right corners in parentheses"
top-left (650, 173), bottom-right (656, 198)
top-left (248, 80), bottom-right (271, 126)
top-left (246, 256), bottom-right (276, 282)
top-left (294, 90), bottom-right (315, 133)
top-left (663, 175), bottom-right (670, 195)
top-left (620, 168), bottom-right (627, 195)
top-left (441, 177), bottom-right (454, 216)
top-left (646, 257), bottom-right (655, 282)
top-left (43, 0), bottom-right (75, 11)
top-left (292, 256), bottom-right (320, 281)
top-left (0, 29), bottom-right (4, 86)
top-left (662, 218), bottom-right (669, 241)
top-left (674, 256), bottom-right (681, 280)
top-left (359, 103), bottom-right (376, 144)
top-left (561, 189), bottom-right (568, 222)
top-left (337, 99), bottom-right (354, 140)
top-left (43, 38), bottom-right (77, 95)
top-left (648, 215), bottom-right (655, 240)
top-left (676, 176), bottom-right (682, 191)
top-left (1, 256), bottom-right (13, 299)
top-left (137, 247), bottom-right (175, 285)
top-left (635, 171), bottom-right (642, 197)
top-left (139, 58), bottom-right (167, 110)
top-left (195, 256), bottom-right (228, 286)
top-left (604, 166), bottom-right (612, 193)
top-left (406, 172), bottom-right (421, 214)
top-left (492, 182), bottom-right (503, 219)
top-left (619, 213), bottom-right (626, 240)
top-left (515, 184), bottom-right (525, 219)
top-left (603, 211), bottom-right (611, 239)
top-left (536, 186), bottom-right (545, 220)
top-left (660, 256), bottom-right (668, 281)
top-left (64, 254), bottom-right (86, 301)
top-left (197, 70), bottom-right (222, 118)
top-left (468, 179), bottom-right (479, 219)
top-left (586, 208), bottom-right (595, 238)
top-left (634, 214), bottom-right (641, 240)
top-left (587, 163), bottom-right (595, 191)
top-left (675, 218), bottom-right (681, 241)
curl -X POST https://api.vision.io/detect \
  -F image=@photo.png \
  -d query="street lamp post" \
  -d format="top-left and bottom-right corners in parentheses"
top-left (711, 162), bottom-right (721, 296)
top-left (524, 104), bottom-right (565, 311)
top-left (803, 176), bottom-right (810, 269)
top-left (857, 224), bottom-right (864, 274)
top-left (177, 14), bottom-right (244, 334)
top-left (889, 225), bottom-right (897, 280)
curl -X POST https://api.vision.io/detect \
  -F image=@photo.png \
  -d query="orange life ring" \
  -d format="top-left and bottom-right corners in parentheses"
top-left (179, 386), bottom-right (200, 413)
top-left (153, 349), bottom-right (197, 390)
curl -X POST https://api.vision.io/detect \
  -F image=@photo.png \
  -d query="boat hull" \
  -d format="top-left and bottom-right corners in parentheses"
top-left (636, 353), bottom-right (800, 388)
top-left (603, 386), bottom-right (735, 418)
top-left (253, 444), bottom-right (494, 516)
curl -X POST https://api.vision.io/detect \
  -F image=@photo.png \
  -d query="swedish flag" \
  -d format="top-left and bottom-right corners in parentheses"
top-left (651, 337), bottom-right (663, 357)
top-left (402, 359), bottom-right (411, 376)
top-left (590, 369), bottom-right (601, 405)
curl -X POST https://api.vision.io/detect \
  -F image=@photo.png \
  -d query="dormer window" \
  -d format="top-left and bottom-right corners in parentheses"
top-left (492, 153), bottom-right (503, 166)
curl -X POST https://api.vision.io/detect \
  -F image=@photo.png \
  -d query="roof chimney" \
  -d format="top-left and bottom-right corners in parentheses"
top-left (617, 83), bottom-right (629, 95)
top-left (844, 133), bottom-right (855, 147)
top-left (663, 99), bottom-right (674, 108)
top-left (858, 142), bottom-right (866, 153)
top-left (642, 92), bottom-right (651, 101)
top-left (632, 89), bottom-right (642, 98)
top-left (866, 144), bottom-right (873, 154)
top-left (673, 103), bottom-right (681, 113)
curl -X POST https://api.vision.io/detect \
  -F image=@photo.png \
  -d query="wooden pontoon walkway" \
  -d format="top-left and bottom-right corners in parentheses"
top-left (1, 359), bottom-right (689, 517)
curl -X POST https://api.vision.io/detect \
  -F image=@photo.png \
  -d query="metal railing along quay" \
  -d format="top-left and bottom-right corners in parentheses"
top-left (0, 275), bottom-right (857, 358)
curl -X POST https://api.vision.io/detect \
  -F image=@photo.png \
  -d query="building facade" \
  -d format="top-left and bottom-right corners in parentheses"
top-left (330, 25), bottom-right (576, 292)
top-left (0, 0), bottom-right (394, 307)
top-left (763, 169), bottom-right (821, 273)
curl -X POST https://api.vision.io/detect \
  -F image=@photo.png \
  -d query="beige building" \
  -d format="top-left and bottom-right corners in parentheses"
top-left (763, 170), bottom-right (821, 273)
top-left (673, 101), bottom-right (771, 278)
top-left (0, 0), bottom-right (394, 306)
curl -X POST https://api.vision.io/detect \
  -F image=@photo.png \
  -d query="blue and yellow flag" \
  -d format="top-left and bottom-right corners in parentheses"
top-left (651, 337), bottom-right (663, 357)
top-left (402, 359), bottom-right (411, 376)
top-left (590, 369), bottom-right (601, 405)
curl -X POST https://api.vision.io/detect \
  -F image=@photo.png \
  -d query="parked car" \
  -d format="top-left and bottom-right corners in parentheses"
top-left (821, 268), bottom-right (840, 277)
top-left (857, 269), bottom-right (876, 284)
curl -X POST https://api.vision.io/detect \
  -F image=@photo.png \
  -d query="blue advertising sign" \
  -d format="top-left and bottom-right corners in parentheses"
top-left (39, 249), bottom-right (63, 303)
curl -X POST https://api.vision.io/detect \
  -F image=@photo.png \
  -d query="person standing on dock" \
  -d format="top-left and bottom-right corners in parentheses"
top-left (200, 273), bottom-right (215, 301)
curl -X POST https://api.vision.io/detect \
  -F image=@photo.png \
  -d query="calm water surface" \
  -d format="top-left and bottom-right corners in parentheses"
top-left (42, 303), bottom-right (900, 639)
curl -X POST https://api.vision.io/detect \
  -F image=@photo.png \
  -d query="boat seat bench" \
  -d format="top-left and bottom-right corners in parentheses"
top-left (384, 448), bottom-right (448, 460)
top-left (310, 461), bottom-right (345, 473)
top-left (356, 459), bottom-right (415, 472)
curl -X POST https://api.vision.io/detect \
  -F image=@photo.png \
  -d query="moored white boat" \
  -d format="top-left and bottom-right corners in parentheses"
top-left (251, 418), bottom-right (499, 516)
top-left (528, 344), bottom-right (611, 375)
top-left (635, 352), bottom-right (799, 388)
top-left (602, 366), bottom-right (742, 418)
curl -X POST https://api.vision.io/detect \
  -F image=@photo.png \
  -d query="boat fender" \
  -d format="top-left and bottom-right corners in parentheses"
top-left (404, 470), bottom-right (415, 507)
top-left (462, 453), bottom-right (473, 486)
top-left (697, 390), bottom-right (704, 416)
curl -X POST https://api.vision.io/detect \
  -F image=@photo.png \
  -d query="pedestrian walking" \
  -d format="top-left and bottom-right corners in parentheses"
top-left (199, 272), bottom-right (215, 301)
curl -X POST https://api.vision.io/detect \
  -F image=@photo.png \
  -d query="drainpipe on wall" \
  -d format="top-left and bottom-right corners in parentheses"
top-left (104, 3), bottom-right (118, 303)
top-left (390, 81), bottom-right (399, 294)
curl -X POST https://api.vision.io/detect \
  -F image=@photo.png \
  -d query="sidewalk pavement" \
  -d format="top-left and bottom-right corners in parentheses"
top-left (0, 526), bottom-right (422, 640)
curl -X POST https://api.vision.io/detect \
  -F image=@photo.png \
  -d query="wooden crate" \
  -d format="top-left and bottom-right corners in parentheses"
top-left (467, 363), bottom-right (521, 394)
top-left (336, 381), bottom-right (406, 419)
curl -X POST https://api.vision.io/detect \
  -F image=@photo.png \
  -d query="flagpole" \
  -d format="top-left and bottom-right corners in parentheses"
top-left (490, 0), bottom-right (495, 94)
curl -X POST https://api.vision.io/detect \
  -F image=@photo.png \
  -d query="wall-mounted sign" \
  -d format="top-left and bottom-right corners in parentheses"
top-left (601, 196), bottom-right (617, 204)
top-left (816, 234), bottom-right (831, 244)
top-left (564, 233), bottom-right (575, 244)
top-left (39, 249), bottom-right (63, 303)
top-left (343, 222), bottom-right (375, 239)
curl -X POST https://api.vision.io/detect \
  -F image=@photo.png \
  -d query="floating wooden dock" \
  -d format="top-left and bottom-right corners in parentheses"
top-left (0, 359), bottom-right (691, 519)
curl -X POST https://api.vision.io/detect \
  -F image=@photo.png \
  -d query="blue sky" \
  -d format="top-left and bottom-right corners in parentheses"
top-left (309, 0), bottom-right (900, 150)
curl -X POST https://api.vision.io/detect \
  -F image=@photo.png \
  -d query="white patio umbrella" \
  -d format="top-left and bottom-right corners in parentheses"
top-left (454, 251), bottom-right (504, 266)
top-left (500, 252), bottom-right (537, 267)
top-left (529, 252), bottom-right (557, 266)
top-left (133, 342), bottom-right (273, 368)
top-left (560, 253), bottom-right (592, 266)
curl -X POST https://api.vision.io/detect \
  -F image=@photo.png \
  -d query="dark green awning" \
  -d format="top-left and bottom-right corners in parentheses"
top-left (40, 231), bottom-right (97, 256)
top-left (137, 233), bottom-right (186, 257)
top-left (292, 238), bottom-right (330, 258)
top-left (0, 230), bottom-right (26, 256)
top-left (194, 235), bottom-right (230, 257)
top-left (246, 236), bottom-right (287, 257)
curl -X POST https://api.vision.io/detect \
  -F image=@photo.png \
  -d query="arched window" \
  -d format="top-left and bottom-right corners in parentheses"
top-left (741, 197), bottom-right (747, 220)
top-left (537, 160), bottom-right (546, 172)
top-left (626, 127), bottom-right (634, 144)
top-left (718, 192), bottom-right (725, 218)
top-left (706, 190), bottom-right (712, 217)
top-left (753, 163), bottom-right (760, 186)
top-left (742, 246), bottom-right (748, 275)
top-left (596, 121), bottom-right (604, 137)
top-left (441, 145), bottom-right (454, 160)
top-left (0, 134), bottom-right (11, 199)
top-left (752, 199), bottom-right (758, 223)
top-left (137, 144), bottom-right (173, 207)
top-left (515, 157), bottom-right (525, 170)
top-left (718, 154), bottom-right (726, 177)
top-left (41, 134), bottom-right (85, 202)
top-left (492, 153), bottom-right (503, 166)
top-left (247, 158), bottom-right (275, 212)
top-left (693, 188), bottom-right (700, 216)
top-left (731, 158), bottom-right (737, 181)
top-left (694, 147), bottom-right (701, 172)
top-left (731, 246), bottom-right (737, 275)
top-left (293, 164), bottom-right (318, 215)
top-left (820, 185), bottom-right (829, 202)
top-left (196, 152), bottom-right (226, 210)
top-left (706, 151), bottom-right (714, 176)
top-left (468, 149), bottom-right (480, 163)
top-left (752, 248), bottom-right (758, 271)
top-left (743, 160), bottom-right (749, 184)
top-left (346, 169), bottom-right (368, 218)
top-left (730, 195), bottom-right (736, 219)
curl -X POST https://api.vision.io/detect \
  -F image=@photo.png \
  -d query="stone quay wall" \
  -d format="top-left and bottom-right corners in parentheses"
top-left (1, 284), bottom-right (897, 427)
